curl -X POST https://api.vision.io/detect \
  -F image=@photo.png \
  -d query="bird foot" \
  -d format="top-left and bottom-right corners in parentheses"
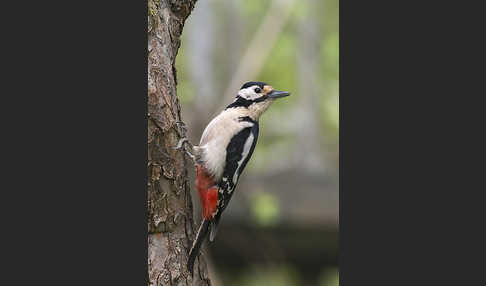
top-left (174, 137), bottom-right (197, 165)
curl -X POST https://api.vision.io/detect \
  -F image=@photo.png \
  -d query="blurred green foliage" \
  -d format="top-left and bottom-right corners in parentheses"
top-left (220, 264), bottom-right (339, 286)
top-left (177, 0), bottom-right (338, 140)
top-left (230, 265), bottom-right (300, 286)
top-left (319, 267), bottom-right (339, 286)
top-left (176, 0), bottom-right (339, 284)
top-left (250, 189), bottom-right (281, 226)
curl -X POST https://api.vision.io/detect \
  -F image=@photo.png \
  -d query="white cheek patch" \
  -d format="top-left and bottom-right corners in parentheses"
top-left (238, 86), bottom-right (264, 101)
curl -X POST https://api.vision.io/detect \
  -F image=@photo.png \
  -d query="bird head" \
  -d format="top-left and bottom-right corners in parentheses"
top-left (226, 81), bottom-right (290, 120)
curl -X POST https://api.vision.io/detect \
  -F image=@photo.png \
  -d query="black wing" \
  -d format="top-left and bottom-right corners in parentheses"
top-left (209, 120), bottom-right (259, 241)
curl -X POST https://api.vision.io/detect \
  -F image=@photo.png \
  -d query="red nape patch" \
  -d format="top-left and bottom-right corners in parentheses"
top-left (196, 165), bottom-right (219, 219)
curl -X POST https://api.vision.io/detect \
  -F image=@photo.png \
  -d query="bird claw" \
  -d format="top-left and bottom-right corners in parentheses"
top-left (184, 150), bottom-right (197, 164)
top-left (175, 121), bottom-right (187, 129)
top-left (174, 137), bottom-right (188, 150)
top-left (174, 137), bottom-right (197, 165)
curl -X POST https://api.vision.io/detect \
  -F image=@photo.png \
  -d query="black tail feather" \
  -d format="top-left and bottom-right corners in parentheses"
top-left (187, 219), bottom-right (210, 276)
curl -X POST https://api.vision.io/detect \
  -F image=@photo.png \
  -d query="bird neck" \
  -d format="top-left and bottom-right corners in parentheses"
top-left (245, 100), bottom-right (274, 121)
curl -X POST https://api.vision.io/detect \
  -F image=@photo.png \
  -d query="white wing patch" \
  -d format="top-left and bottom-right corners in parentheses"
top-left (231, 132), bottom-right (254, 188)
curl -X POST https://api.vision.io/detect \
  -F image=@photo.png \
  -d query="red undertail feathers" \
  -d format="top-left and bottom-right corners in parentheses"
top-left (196, 165), bottom-right (218, 219)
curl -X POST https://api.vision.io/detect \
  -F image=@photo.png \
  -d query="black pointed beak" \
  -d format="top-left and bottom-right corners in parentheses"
top-left (267, 90), bottom-right (291, 99)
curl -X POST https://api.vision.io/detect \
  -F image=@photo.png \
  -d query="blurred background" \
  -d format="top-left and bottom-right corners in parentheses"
top-left (176, 0), bottom-right (338, 284)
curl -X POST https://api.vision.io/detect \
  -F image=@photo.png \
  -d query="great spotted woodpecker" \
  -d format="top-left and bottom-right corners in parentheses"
top-left (176, 81), bottom-right (290, 275)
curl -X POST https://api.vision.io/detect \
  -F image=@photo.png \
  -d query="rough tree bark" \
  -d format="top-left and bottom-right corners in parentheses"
top-left (148, 0), bottom-right (211, 285)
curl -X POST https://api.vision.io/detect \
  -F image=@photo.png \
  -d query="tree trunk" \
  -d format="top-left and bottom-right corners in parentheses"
top-left (147, 1), bottom-right (211, 285)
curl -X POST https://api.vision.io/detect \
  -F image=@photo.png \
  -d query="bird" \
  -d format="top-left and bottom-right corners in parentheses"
top-left (174, 81), bottom-right (291, 275)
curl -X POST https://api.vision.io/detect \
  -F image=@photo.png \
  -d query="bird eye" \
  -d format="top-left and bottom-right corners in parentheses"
top-left (254, 87), bottom-right (261, 93)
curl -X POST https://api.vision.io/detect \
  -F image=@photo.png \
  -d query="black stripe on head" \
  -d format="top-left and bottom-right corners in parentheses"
top-left (240, 81), bottom-right (267, 90)
top-left (226, 81), bottom-right (269, 109)
top-left (226, 94), bottom-right (268, 109)
top-left (226, 96), bottom-right (252, 109)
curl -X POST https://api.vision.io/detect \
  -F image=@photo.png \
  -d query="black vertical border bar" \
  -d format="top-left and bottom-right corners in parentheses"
top-left (339, 0), bottom-right (432, 284)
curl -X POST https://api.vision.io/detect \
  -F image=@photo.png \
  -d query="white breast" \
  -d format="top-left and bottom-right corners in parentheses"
top-left (198, 108), bottom-right (253, 181)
